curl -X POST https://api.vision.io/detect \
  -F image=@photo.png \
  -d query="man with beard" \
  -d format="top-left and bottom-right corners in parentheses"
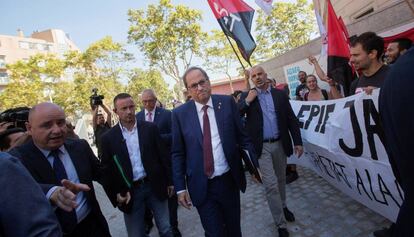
top-left (385, 38), bottom-right (412, 65)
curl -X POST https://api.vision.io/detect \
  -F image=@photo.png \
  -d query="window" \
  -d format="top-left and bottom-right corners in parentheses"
top-left (0, 55), bottom-right (5, 68)
top-left (0, 72), bottom-right (9, 84)
top-left (354, 8), bottom-right (374, 20)
top-left (18, 41), bottom-right (29, 49)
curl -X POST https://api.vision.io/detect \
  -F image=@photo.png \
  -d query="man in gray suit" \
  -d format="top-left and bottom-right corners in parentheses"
top-left (0, 152), bottom-right (61, 237)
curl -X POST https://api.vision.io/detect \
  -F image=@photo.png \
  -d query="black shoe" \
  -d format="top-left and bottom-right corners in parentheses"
top-left (145, 221), bottom-right (154, 235)
top-left (278, 228), bottom-right (289, 237)
top-left (172, 227), bottom-right (182, 237)
top-left (373, 227), bottom-right (391, 237)
top-left (283, 207), bottom-right (295, 222)
top-left (286, 171), bottom-right (299, 184)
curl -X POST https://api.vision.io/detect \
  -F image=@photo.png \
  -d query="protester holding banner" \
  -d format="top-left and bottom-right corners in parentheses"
top-left (303, 74), bottom-right (342, 101)
top-left (349, 32), bottom-right (389, 95)
top-left (239, 65), bottom-right (303, 237)
top-left (380, 46), bottom-right (414, 237)
top-left (294, 71), bottom-right (308, 100)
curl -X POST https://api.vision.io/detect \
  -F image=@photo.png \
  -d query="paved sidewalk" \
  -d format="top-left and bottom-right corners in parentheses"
top-left (95, 166), bottom-right (391, 237)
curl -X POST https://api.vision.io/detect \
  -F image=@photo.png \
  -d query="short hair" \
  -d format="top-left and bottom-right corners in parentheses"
top-left (113, 93), bottom-right (132, 108)
top-left (298, 71), bottom-right (307, 76)
top-left (351, 32), bottom-right (384, 60)
top-left (391, 38), bottom-right (412, 51)
top-left (182, 66), bottom-right (209, 88)
top-left (141, 89), bottom-right (157, 99)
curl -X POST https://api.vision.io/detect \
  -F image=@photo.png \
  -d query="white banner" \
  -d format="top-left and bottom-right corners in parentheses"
top-left (288, 90), bottom-right (403, 222)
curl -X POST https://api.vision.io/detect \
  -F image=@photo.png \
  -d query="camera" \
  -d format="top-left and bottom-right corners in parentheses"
top-left (0, 107), bottom-right (30, 130)
top-left (90, 88), bottom-right (104, 107)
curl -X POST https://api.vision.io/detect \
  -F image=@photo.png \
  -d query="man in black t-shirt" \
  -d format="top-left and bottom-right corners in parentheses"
top-left (295, 71), bottom-right (308, 100)
top-left (92, 103), bottom-right (112, 159)
top-left (349, 32), bottom-right (389, 96)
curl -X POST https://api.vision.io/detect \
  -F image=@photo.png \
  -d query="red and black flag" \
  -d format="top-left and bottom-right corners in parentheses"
top-left (207, 0), bottom-right (256, 64)
top-left (327, 0), bottom-right (354, 96)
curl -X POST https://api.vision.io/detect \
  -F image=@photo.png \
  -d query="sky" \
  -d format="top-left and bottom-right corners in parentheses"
top-left (0, 0), bottom-right (308, 84)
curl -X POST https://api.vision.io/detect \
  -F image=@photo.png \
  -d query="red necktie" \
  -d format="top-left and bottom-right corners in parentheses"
top-left (202, 105), bottom-right (214, 177)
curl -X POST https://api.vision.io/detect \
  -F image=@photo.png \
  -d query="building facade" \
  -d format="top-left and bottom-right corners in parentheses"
top-left (0, 29), bottom-right (79, 91)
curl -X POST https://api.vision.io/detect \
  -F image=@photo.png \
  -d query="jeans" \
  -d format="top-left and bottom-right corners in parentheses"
top-left (124, 182), bottom-right (172, 237)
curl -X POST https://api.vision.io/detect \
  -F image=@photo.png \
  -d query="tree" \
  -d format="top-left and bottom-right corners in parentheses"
top-left (0, 54), bottom-right (65, 110)
top-left (127, 0), bottom-right (206, 99)
top-left (126, 68), bottom-right (173, 108)
top-left (203, 29), bottom-right (246, 93)
top-left (65, 36), bottom-right (131, 112)
top-left (254, 0), bottom-right (317, 62)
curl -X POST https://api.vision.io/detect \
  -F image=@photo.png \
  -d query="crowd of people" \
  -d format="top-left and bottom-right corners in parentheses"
top-left (0, 31), bottom-right (412, 237)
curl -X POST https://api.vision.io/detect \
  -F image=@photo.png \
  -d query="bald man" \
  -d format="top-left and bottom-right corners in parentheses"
top-left (9, 102), bottom-right (111, 237)
top-left (238, 66), bottom-right (303, 237)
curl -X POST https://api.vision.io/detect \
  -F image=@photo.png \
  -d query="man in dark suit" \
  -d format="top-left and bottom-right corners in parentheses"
top-left (172, 66), bottom-right (258, 237)
top-left (100, 93), bottom-right (173, 237)
top-left (0, 152), bottom-right (62, 237)
top-left (9, 102), bottom-right (111, 237)
top-left (137, 89), bottom-right (181, 237)
top-left (379, 47), bottom-right (414, 237)
top-left (239, 66), bottom-right (303, 237)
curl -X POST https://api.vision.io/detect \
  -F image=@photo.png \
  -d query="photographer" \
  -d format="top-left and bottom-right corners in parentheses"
top-left (0, 107), bottom-right (31, 151)
top-left (92, 103), bottom-right (112, 159)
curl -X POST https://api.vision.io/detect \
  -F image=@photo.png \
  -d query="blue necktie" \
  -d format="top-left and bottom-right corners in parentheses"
top-left (49, 149), bottom-right (78, 233)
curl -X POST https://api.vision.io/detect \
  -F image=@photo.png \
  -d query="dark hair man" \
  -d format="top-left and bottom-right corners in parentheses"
top-left (92, 103), bottom-right (112, 159)
top-left (239, 65), bottom-right (303, 237)
top-left (9, 102), bottom-right (111, 236)
top-left (172, 66), bottom-right (258, 237)
top-left (100, 93), bottom-right (173, 237)
top-left (349, 32), bottom-right (388, 95)
top-left (385, 38), bottom-right (412, 64)
top-left (295, 71), bottom-right (308, 100)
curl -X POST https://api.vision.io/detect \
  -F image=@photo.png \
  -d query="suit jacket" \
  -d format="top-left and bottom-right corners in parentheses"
top-left (0, 152), bottom-right (62, 237)
top-left (172, 94), bottom-right (257, 206)
top-left (239, 87), bottom-right (302, 157)
top-left (136, 107), bottom-right (172, 148)
top-left (100, 120), bottom-right (172, 213)
top-left (8, 139), bottom-right (110, 235)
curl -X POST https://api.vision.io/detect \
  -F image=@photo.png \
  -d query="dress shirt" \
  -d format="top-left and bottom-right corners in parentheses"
top-left (194, 97), bottom-right (230, 178)
top-left (119, 122), bottom-right (147, 181)
top-left (256, 86), bottom-right (280, 140)
top-left (40, 145), bottom-right (90, 223)
top-left (145, 108), bottom-right (156, 122)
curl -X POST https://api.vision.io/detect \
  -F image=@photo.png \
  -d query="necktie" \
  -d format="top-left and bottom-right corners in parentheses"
top-left (49, 150), bottom-right (78, 233)
top-left (147, 112), bottom-right (153, 122)
top-left (202, 105), bottom-right (214, 177)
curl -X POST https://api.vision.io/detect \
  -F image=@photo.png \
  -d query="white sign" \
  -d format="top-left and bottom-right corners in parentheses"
top-left (288, 90), bottom-right (402, 222)
top-left (282, 54), bottom-right (329, 99)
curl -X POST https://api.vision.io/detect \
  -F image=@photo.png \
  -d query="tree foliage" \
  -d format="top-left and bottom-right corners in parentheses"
top-left (254, 0), bottom-right (317, 62)
top-left (0, 37), bottom-right (136, 115)
top-left (126, 68), bottom-right (173, 108)
top-left (127, 0), bottom-right (206, 98)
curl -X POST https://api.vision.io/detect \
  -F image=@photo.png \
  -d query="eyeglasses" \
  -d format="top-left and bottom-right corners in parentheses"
top-left (188, 79), bottom-right (208, 90)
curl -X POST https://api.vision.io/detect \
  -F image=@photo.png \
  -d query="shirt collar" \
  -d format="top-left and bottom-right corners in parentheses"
top-left (194, 97), bottom-right (213, 113)
top-left (145, 108), bottom-right (156, 116)
top-left (256, 85), bottom-right (271, 94)
top-left (36, 144), bottom-right (66, 158)
top-left (119, 121), bottom-right (137, 132)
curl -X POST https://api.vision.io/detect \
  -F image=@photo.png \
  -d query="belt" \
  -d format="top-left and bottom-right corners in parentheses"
top-left (263, 137), bottom-right (280, 143)
top-left (133, 177), bottom-right (149, 188)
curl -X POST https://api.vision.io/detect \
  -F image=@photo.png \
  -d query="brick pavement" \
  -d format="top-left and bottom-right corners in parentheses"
top-left (95, 166), bottom-right (391, 237)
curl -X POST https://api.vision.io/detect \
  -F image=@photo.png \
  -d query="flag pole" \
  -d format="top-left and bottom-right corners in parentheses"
top-left (224, 34), bottom-right (248, 70)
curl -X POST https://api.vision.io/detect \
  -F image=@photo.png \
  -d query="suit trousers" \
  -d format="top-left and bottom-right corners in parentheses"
top-left (124, 182), bottom-right (172, 237)
top-left (259, 141), bottom-right (287, 228)
top-left (195, 172), bottom-right (241, 237)
top-left (64, 211), bottom-right (111, 237)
